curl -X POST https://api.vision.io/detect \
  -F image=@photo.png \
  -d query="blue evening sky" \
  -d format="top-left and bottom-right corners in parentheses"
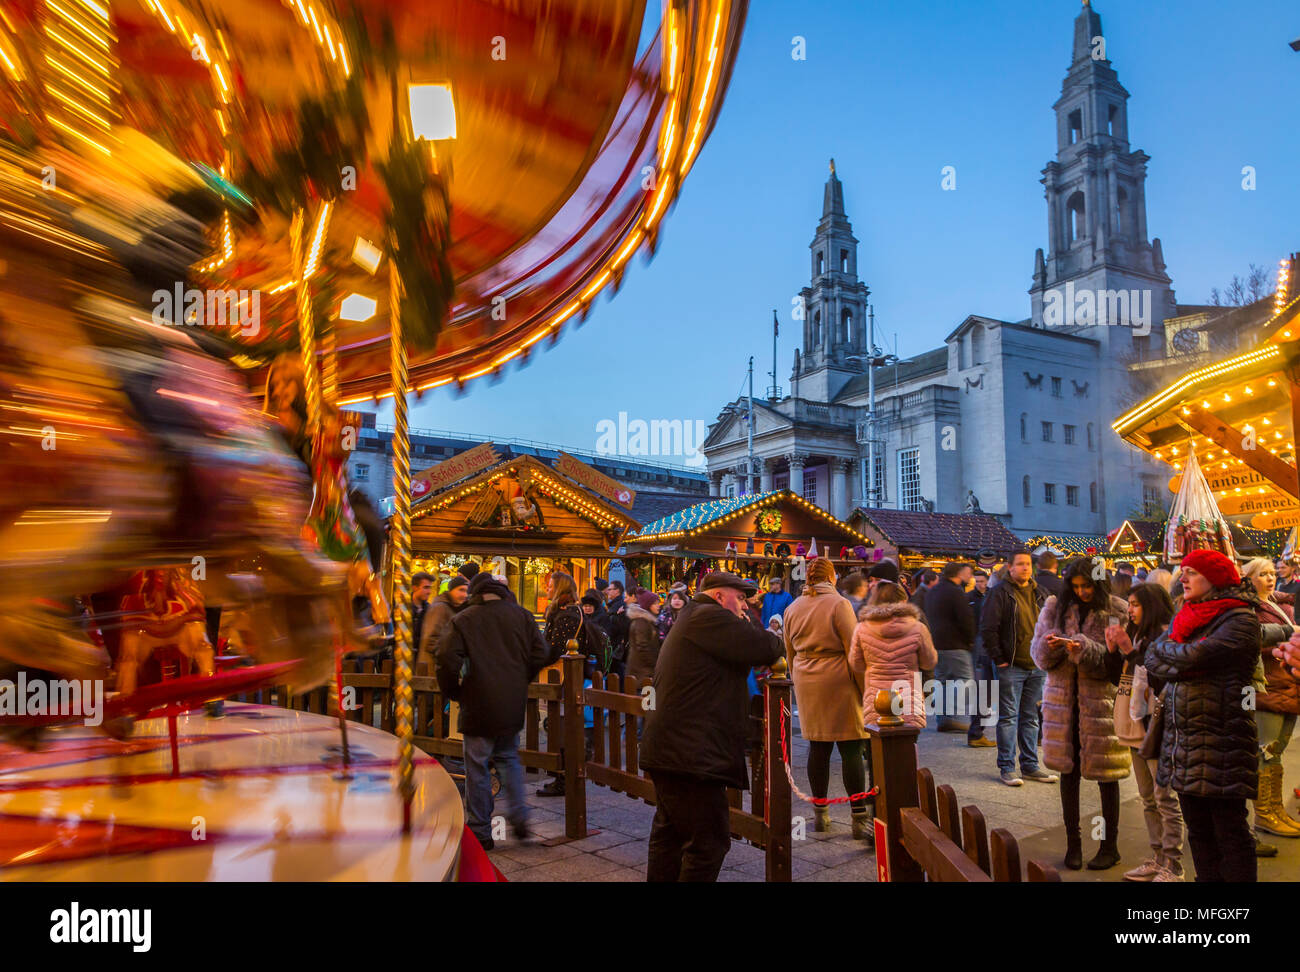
top-left (376, 0), bottom-right (1299, 459)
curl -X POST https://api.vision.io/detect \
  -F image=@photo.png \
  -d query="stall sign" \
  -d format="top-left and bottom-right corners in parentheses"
top-left (556, 452), bottom-right (636, 509)
top-left (1250, 509), bottom-right (1300, 530)
top-left (412, 442), bottom-right (499, 498)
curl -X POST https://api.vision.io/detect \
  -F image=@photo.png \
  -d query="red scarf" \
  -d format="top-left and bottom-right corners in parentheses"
top-left (1170, 597), bottom-right (1247, 643)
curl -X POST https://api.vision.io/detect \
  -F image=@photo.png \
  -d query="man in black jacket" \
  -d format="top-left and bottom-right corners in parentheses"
top-left (967, 570), bottom-right (995, 746)
top-left (437, 573), bottom-right (557, 849)
top-left (1035, 551), bottom-right (1064, 597)
top-left (925, 562), bottom-right (976, 735)
top-left (603, 580), bottom-right (631, 676)
top-left (640, 572), bottom-right (783, 881)
top-left (980, 552), bottom-right (1056, 786)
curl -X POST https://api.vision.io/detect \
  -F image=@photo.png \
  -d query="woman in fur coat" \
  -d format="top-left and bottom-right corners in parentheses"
top-left (1031, 557), bottom-right (1131, 871)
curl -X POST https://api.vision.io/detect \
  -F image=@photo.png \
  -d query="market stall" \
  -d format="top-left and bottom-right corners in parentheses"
top-left (623, 489), bottom-right (876, 591)
top-left (849, 508), bottom-right (1024, 573)
top-left (410, 454), bottom-right (639, 615)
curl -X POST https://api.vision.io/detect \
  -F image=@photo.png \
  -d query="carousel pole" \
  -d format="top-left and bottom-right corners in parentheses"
top-left (290, 208), bottom-right (323, 431)
top-left (387, 249), bottom-right (416, 830)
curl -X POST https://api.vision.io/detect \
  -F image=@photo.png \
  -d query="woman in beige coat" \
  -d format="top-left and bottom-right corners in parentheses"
top-left (1031, 556), bottom-right (1131, 872)
top-left (782, 558), bottom-right (869, 836)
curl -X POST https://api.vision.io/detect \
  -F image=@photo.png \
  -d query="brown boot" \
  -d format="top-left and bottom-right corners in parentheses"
top-left (1254, 764), bottom-right (1300, 837)
top-left (851, 807), bottom-right (873, 842)
top-left (814, 805), bottom-right (831, 832)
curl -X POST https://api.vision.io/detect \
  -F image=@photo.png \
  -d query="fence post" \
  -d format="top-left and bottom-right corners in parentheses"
top-left (866, 689), bottom-right (923, 882)
top-left (763, 671), bottom-right (793, 883)
top-left (561, 650), bottom-right (588, 840)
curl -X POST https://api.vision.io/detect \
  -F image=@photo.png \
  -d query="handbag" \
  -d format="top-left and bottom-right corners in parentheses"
top-left (1137, 690), bottom-right (1164, 761)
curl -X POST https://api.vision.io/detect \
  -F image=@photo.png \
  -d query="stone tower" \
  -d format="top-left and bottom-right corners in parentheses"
top-left (793, 160), bottom-right (870, 402)
top-left (1029, 0), bottom-right (1174, 528)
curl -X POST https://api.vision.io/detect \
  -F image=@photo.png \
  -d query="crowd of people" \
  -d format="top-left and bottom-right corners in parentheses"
top-left (412, 547), bottom-right (1300, 883)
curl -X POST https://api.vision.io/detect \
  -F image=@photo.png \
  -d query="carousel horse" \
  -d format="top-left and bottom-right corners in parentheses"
top-left (0, 133), bottom-right (350, 714)
top-left (115, 568), bottom-right (214, 697)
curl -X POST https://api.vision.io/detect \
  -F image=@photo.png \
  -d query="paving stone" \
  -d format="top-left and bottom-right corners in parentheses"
top-left (508, 854), bottom-right (625, 882)
top-left (594, 840), bottom-right (651, 867)
top-left (492, 838), bottom-right (583, 866)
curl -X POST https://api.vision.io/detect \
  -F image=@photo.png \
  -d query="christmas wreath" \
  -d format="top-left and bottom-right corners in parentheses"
top-left (755, 508), bottom-right (783, 535)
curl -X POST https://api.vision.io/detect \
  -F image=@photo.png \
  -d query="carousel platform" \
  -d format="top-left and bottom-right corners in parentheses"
top-left (0, 703), bottom-right (465, 881)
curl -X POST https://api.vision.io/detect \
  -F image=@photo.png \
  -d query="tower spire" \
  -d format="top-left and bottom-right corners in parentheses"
top-left (822, 160), bottom-right (844, 218)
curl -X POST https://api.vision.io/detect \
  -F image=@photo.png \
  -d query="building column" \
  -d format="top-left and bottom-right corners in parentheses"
top-left (709, 471), bottom-right (723, 498)
top-left (830, 457), bottom-right (850, 520)
top-left (759, 457), bottom-right (774, 494)
top-left (787, 452), bottom-right (807, 497)
top-left (734, 462), bottom-right (751, 497)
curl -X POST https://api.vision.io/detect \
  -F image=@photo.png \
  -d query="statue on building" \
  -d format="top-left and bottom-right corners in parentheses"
top-left (964, 490), bottom-right (982, 515)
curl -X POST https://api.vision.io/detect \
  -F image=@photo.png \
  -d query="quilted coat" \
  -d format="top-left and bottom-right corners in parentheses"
top-left (1030, 594), bottom-right (1132, 782)
top-left (1144, 595), bottom-right (1260, 799)
top-left (625, 603), bottom-right (661, 682)
top-left (849, 601), bottom-right (938, 729)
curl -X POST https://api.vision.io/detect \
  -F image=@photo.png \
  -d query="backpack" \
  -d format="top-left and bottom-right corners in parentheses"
top-left (582, 619), bottom-right (613, 673)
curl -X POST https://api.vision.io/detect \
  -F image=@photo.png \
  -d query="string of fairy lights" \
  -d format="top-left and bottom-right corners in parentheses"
top-left (633, 488), bottom-right (874, 547)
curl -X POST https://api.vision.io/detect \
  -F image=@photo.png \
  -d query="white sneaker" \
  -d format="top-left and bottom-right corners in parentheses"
top-left (1152, 865), bottom-right (1185, 882)
top-left (1123, 857), bottom-right (1161, 882)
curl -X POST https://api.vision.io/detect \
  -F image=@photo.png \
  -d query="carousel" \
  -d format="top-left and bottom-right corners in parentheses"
top-left (0, 0), bottom-right (745, 880)
top-left (1112, 257), bottom-right (1300, 560)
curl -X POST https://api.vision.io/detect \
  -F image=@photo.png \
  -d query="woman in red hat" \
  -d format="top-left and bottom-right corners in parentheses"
top-left (1145, 549), bottom-right (1261, 882)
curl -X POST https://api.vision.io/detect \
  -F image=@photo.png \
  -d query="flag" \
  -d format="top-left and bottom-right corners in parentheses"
top-left (772, 309), bottom-right (778, 337)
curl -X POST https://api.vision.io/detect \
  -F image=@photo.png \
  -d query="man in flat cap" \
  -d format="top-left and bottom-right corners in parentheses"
top-left (640, 571), bottom-right (784, 881)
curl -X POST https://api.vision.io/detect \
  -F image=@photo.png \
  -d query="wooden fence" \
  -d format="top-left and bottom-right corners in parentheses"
top-left (867, 710), bottom-right (1059, 883)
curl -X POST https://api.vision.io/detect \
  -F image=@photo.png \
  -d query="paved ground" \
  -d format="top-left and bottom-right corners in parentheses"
top-left (479, 714), bottom-right (1300, 882)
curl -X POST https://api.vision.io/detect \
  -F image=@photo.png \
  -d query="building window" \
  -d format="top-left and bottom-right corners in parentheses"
top-left (816, 251), bottom-right (824, 276)
top-left (898, 448), bottom-right (921, 512)
top-left (971, 325), bottom-right (985, 366)
top-left (354, 463), bottom-right (370, 482)
top-left (1020, 413), bottom-right (1028, 442)
top-left (1143, 483), bottom-right (1160, 506)
top-left (1064, 424), bottom-right (1076, 445)
top-left (841, 308), bottom-right (853, 344)
top-left (1041, 421), bottom-right (1053, 443)
top-left (1087, 422), bottom-right (1095, 450)
top-left (1051, 377), bottom-right (1062, 398)
top-left (1108, 104), bottom-right (1119, 137)
top-left (812, 310), bottom-right (821, 347)
top-left (1116, 185), bottom-right (1128, 236)
top-left (1067, 191), bottom-right (1086, 243)
top-left (871, 453), bottom-right (886, 503)
top-left (1044, 483), bottom-right (1056, 505)
top-left (727, 484), bottom-right (736, 498)
top-left (1023, 475), bottom-right (1031, 507)
top-left (802, 477), bottom-right (817, 506)
top-left (1067, 485), bottom-right (1079, 506)
top-left (1090, 482), bottom-right (1098, 513)
top-left (840, 248), bottom-right (849, 273)
top-left (1069, 108), bottom-right (1083, 144)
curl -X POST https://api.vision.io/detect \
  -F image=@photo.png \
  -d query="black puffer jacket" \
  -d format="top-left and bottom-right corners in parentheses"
top-left (1144, 592), bottom-right (1260, 799)
top-left (641, 594), bottom-right (783, 788)
top-left (924, 578), bottom-right (975, 652)
top-left (437, 579), bottom-right (558, 737)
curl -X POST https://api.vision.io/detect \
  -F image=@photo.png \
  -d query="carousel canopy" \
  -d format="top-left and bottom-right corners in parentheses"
top-left (0, 0), bottom-right (747, 397)
top-left (1113, 257), bottom-right (1300, 526)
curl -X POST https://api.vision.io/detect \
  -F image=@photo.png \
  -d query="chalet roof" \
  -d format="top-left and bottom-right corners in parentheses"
top-left (856, 508), bottom-right (1025, 557)
top-left (632, 489), bottom-right (869, 544)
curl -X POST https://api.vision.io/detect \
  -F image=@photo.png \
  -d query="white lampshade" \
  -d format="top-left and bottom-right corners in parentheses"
top-left (408, 83), bottom-right (457, 140)
top-left (339, 293), bottom-right (377, 321)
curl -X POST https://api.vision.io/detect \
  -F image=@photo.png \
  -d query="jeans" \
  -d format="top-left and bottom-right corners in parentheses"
top-left (995, 665), bottom-right (1045, 774)
top-left (1130, 746), bottom-right (1183, 870)
top-left (969, 645), bottom-right (997, 741)
top-left (646, 770), bottom-right (731, 881)
top-left (1255, 710), bottom-right (1297, 764)
top-left (1178, 793), bottom-right (1256, 882)
top-left (934, 648), bottom-right (975, 731)
top-left (463, 732), bottom-right (526, 842)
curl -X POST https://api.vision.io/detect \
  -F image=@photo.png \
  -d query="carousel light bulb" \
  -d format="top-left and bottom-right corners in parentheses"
top-left (409, 83), bottom-right (457, 140)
